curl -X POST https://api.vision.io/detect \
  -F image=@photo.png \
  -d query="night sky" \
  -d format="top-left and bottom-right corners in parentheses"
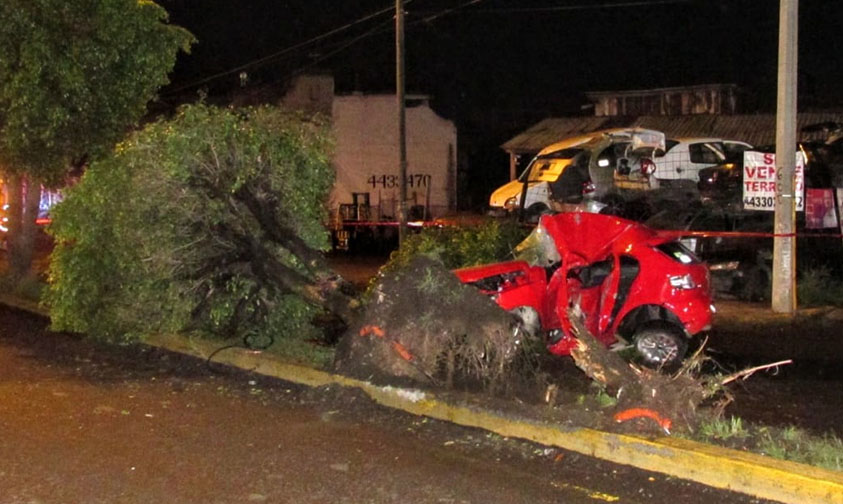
top-left (157, 0), bottom-right (843, 207)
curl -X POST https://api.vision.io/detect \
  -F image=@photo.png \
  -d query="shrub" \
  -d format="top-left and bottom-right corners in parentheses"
top-left (45, 104), bottom-right (341, 345)
top-left (798, 267), bottom-right (843, 307)
top-left (383, 217), bottom-right (528, 274)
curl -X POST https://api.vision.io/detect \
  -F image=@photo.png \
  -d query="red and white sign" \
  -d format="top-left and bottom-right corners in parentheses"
top-left (805, 188), bottom-right (838, 228)
top-left (742, 151), bottom-right (804, 211)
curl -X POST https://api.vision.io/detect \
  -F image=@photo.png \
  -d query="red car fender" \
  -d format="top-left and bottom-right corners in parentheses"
top-left (454, 261), bottom-right (549, 325)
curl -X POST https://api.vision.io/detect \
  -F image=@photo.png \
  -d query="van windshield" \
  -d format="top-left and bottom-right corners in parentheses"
top-left (519, 148), bottom-right (585, 183)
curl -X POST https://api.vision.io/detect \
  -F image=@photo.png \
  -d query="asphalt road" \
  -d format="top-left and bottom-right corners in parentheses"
top-left (0, 306), bottom-right (776, 504)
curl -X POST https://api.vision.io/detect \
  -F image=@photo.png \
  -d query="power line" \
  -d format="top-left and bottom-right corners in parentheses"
top-left (286, 19), bottom-right (396, 79)
top-left (165, 1), bottom-right (411, 95)
top-left (165, 0), bottom-right (490, 95)
top-left (419, 0), bottom-right (487, 23)
top-left (420, 0), bottom-right (691, 14)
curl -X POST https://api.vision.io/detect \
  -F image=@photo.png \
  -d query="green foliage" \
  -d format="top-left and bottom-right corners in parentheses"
top-left (698, 416), bottom-right (749, 441)
top-left (383, 218), bottom-right (528, 274)
top-left (45, 104), bottom-right (335, 344)
top-left (593, 386), bottom-right (618, 408)
top-left (0, 0), bottom-right (193, 182)
top-left (689, 417), bottom-right (843, 471)
top-left (757, 425), bottom-right (843, 471)
top-left (798, 267), bottom-right (843, 307)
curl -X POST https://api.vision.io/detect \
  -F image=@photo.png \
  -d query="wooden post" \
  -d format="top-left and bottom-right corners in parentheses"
top-left (396, 0), bottom-right (408, 245)
top-left (772, 0), bottom-right (798, 313)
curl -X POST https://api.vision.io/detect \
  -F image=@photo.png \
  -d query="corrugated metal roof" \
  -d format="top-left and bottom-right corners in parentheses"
top-left (501, 113), bottom-right (843, 154)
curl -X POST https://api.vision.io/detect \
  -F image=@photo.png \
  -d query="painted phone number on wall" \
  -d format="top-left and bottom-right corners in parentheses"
top-left (368, 174), bottom-right (432, 189)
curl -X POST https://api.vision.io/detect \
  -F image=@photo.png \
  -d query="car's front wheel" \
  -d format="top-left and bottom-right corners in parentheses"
top-left (631, 321), bottom-right (688, 371)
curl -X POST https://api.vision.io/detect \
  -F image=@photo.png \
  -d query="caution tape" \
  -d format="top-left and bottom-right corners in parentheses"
top-left (658, 229), bottom-right (843, 239)
top-left (335, 220), bottom-right (439, 228)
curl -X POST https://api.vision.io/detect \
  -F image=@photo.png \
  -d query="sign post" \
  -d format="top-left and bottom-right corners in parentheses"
top-left (772, 0), bottom-right (798, 313)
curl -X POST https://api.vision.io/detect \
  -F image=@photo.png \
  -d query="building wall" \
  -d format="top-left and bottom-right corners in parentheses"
top-left (331, 95), bottom-right (457, 219)
top-left (590, 85), bottom-right (738, 117)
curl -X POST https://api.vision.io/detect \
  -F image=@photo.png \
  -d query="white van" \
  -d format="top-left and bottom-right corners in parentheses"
top-left (489, 128), bottom-right (665, 217)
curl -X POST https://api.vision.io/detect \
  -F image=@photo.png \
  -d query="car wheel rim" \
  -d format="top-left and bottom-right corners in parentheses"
top-left (636, 332), bottom-right (679, 366)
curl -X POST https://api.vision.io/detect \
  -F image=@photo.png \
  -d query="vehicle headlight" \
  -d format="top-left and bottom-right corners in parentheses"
top-left (504, 196), bottom-right (519, 211)
top-left (669, 274), bottom-right (697, 290)
top-left (709, 261), bottom-right (740, 272)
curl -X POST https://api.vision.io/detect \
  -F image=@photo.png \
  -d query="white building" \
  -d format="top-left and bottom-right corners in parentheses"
top-left (282, 75), bottom-right (457, 221)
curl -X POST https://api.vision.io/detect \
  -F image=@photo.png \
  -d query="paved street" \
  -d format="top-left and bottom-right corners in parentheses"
top-left (0, 306), bottom-right (775, 504)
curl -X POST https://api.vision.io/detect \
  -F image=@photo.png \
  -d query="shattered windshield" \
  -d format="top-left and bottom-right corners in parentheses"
top-left (513, 222), bottom-right (561, 267)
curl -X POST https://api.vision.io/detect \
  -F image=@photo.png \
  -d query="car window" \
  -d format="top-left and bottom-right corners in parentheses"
top-left (688, 143), bottom-right (724, 164)
top-left (723, 141), bottom-right (751, 157)
top-left (656, 241), bottom-right (701, 264)
top-left (657, 140), bottom-right (680, 157)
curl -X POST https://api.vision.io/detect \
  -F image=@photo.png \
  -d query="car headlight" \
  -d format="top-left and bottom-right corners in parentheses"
top-left (504, 196), bottom-right (519, 211)
top-left (709, 261), bottom-right (740, 272)
top-left (669, 274), bottom-right (697, 290)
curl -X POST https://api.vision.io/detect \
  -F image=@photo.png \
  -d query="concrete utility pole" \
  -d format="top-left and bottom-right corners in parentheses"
top-left (772, 0), bottom-right (798, 313)
top-left (396, 0), bottom-right (408, 245)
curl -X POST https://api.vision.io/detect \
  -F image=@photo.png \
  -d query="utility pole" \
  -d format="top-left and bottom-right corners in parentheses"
top-left (396, 0), bottom-right (408, 245)
top-left (772, 0), bottom-right (798, 313)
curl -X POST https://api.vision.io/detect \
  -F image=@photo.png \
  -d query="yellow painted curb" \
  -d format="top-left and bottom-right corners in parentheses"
top-left (146, 332), bottom-right (843, 504)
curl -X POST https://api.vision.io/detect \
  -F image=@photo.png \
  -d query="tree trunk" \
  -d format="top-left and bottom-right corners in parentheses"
top-left (7, 174), bottom-right (41, 281)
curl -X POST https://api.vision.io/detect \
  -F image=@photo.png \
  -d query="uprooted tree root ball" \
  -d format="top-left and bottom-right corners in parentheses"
top-left (333, 256), bottom-right (540, 392)
top-left (333, 257), bottom-right (789, 438)
top-left (567, 306), bottom-right (740, 435)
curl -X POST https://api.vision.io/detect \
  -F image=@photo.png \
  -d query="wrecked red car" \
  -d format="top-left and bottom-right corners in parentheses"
top-left (454, 212), bottom-right (713, 369)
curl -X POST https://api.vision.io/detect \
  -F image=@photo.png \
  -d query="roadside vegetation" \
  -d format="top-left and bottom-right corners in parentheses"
top-left (687, 415), bottom-right (843, 471)
top-left (381, 218), bottom-right (528, 273)
top-left (46, 104), bottom-right (353, 357)
top-left (0, 0), bottom-right (193, 283)
top-left (798, 267), bottom-right (843, 307)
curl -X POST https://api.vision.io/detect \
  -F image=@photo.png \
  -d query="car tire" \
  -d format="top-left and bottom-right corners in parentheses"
top-left (631, 321), bottom-right (688, 371)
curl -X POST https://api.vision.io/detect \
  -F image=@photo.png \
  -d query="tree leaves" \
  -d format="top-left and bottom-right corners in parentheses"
top-left (0, 0), bottom-right (194, 182)
top-left (46, 104), bottom-right (342, 344)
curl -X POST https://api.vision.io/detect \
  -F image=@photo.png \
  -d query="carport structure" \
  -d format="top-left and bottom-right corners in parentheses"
top-left (501, 112), bottom-right (843, 180)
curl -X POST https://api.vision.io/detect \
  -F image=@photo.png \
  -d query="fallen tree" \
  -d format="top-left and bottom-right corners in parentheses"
top-left (47, 104), bottom-right (358, 343)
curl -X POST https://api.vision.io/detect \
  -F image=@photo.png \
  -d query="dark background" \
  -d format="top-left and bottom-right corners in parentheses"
top-left (157, 0), bottom-right (843, 210)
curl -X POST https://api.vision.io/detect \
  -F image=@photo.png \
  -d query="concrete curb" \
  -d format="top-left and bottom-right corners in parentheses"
top-left (146, 332), bottom-right (843, 504)
top-left (4, 296), bottom-right (843, 504)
